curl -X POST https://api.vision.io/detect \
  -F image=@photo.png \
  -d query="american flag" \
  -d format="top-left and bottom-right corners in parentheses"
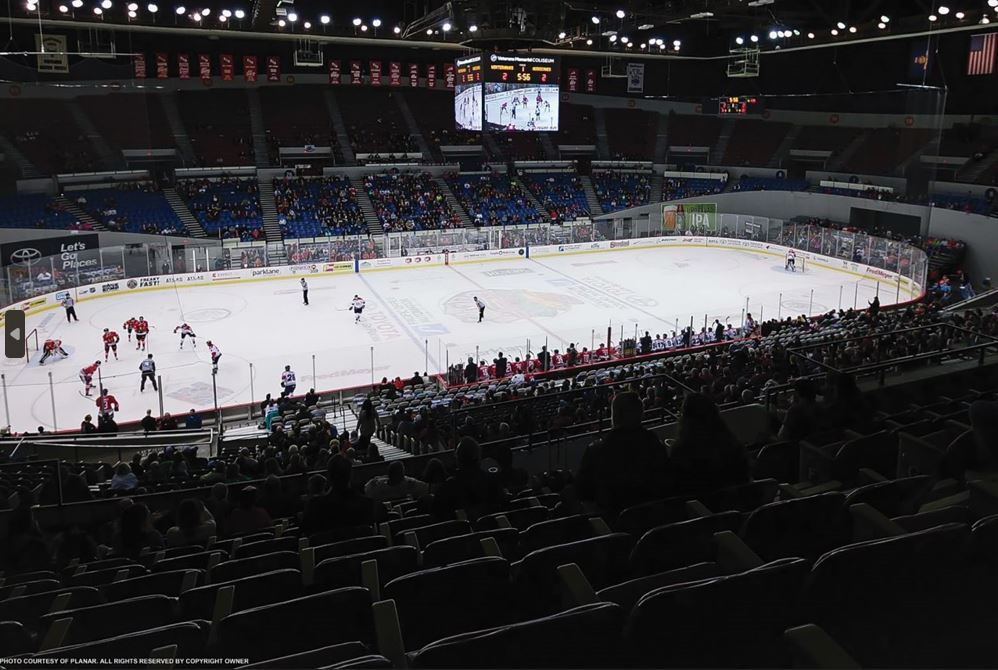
top-left (968, 33), bottom-right (997, 76)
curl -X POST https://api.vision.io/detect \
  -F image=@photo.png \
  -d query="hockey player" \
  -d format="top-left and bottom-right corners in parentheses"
top-left (123, 317), bottom-right (138, 342)
top-left (474, 296), bottom-right (486, 323)
top-left (174, 323), bottom-right (197, 349)
top-left (38, 339), bottom-right (68, 365)
top-left (281, 365), bottom-right (297, 398)
top-left (102, 328), bottom-right (120, 361)
top-left (80, 361), bottom-right (100, 396)
top-left (95, 388), bottom-right (119, 425)
top-left (300, 278), bottom-right (309, 305)
top-left (350, 295), bottom-right (366, 323)
top-left (134, 317), bottom-right (150, 351)
top-left (785, 250), bottom-right (797, 272)
top-left (139, 354), bottom-right (158, 392)
top-left (207, 340), bottom-right (221, 373)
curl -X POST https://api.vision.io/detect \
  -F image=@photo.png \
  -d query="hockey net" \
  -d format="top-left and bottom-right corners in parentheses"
top-left (785, 253), bottom-right (806, 273)
top-left (23, 328), bottom-right (39, 363)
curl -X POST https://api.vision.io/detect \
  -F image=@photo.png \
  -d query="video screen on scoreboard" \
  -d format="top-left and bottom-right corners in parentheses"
top-left (483, 53), bottom-right (560, 132)
top-left (454, 55), bottom-right (482, 131)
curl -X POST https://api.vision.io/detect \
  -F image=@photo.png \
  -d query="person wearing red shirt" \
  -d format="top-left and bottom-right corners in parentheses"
top-left (80, 360), bottom-right (101, 396)
top-left (39, 339), bottom-right (68, 365)
top-left (102, 328), bottom-right (120, 361)
top-left (123, 317), bottom-right (138, 342)
top-left (134, 317), bottom-right (150, 351)
top-left (95, 388), bottom-right (119, 423)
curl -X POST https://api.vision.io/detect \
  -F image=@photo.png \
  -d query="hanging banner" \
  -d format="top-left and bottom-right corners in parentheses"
top-left (350, 60), bottom-right (362, 84)
top-left (178, 53), bottom-right (190, 79)
top-left (133, 53), bottom-right (146, 79)
top-left (444, 62), bottom-right (456, 88)
top-left (567, 68), bottom-right (579, 92)
top-left (389, 62), bottom-right (401, 86)
top-left (155, 53), bottom-right (169, 79)
top-left (427, 64), bottom-right (437, 88)
top-left (626, 62), bottom-right (644, 93)
top-left (408, 63), bottom-right (419, 87)
top-left (370, 61), bottom-right (382, 86)
top-left (199, 53), bottom-right (211, 80)
top-left (34, 34), bottom-right (68, 74)
top-left (219, 54), bottom-right (234, 81)
top-left (328, 59), bottom-right (340, 85)
top-left (266, 56), bottom-right (280, 82)
top-left (243, 55), bottom-right (258, 82)
top-left (585, 69), bottom-right (596, 93)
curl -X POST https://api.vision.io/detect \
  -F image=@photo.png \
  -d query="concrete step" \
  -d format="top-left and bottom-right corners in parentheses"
top-left (580, 175), bottom-right (602, 216)
top-left (162, 187), bottom-right (207, 238)
top-left (435, 175), bottom-right (474, 227)
top-left (55, 196), bottom-right (106, 231)
top-left (351, 177), bottom-right (384, 235)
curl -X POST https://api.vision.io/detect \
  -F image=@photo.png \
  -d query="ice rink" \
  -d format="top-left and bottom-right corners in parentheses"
top-left (454, 85), bottom-right (482, 131)
top-left (484, 85), bottom-right (560, 131)
top-left (2, 245), bottom-right (898, 432)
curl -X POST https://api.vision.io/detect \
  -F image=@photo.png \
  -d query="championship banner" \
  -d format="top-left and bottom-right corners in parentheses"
top-left (220, 54), bottom-right (234, 81)
top-left (266, 56), bottom-right (280, 82)
top-left (408, 63), bottom-right (419, 87)
top-left (133, 53), bottom-right (146, 79)
top-left (567, 68), bottom-right (579, 92)
top-left (427, 64), bottom-right (437, 88)
top-left (243, 56), bottom-right (258, 82)
top-left (585, 69), bottom-right (596, 93)
top-left (178, 53), bottom-right (190, 80)
top-left (444, 62), bottom-right (455, 88)
top-left (350, 60), bottom-right (362, 84)
top-left (370, 61), bottom-right (382, 86)
top-left (626, 62), bottom-right (644, 93)
top-left (199, 54), bottom-right (211, 80)
top-left (389, 62), bottom-right (401, 86)
top-left (155, 53), bottom-right (169, 79)
top-left (328, 59), bottom-right (340, 85)
top-left (34, 34), bottom-right (68, 74)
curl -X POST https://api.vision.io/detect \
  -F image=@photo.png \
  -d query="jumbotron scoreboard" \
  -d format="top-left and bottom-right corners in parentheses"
top-left (484, 53), bottom-right (558, 85)
top-left (702, 95), bottom-right (765, 115)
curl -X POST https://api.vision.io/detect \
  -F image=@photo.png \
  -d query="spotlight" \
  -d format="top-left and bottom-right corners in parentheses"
top-left (673, 43), bottom-right (679, 50)
top-left (319, 14), bottom-right (329, 24)
top-left (175, 4), bottom-right (184, 13)
top-left (468, 24), bottom-right (477, 32)
top-left (609, 34), bottom-right (616, 42)
top-left (93, 6), bottom-right (101, 14)
top-left (881, 15), bottom-right (891, 22)
top-left (591, 16), bottom-right (600, 24)
top-left (956, 12), bottom-right (965, 19)
top-left (938, 6), bottom-right (949, 15)
top-left (100, 0), bottom-right (111, 8)
top-left (807, 32), bottom-right (815, 38)
top-left (72, 0), bottom-right (83, 6)
top-left (192, 11), bottom-right (200, 20)
top-left (640, 43), bottom-right (646, 48)
top-left (26, 1), bottom-right (36, 8)
top-left (878, 22), bottom-right (886, 29)
top-left (848, 26), bottom-right (856, 33)
top-left (372, 18), bottom-right (381, 27)
top-left (836, 21), bottom-right (846, 29)
top-left (218, 13), bottom-right (226, 21)
top-left (750, 34), bottom-right (758, 42)
top-left (793, 29), bottom-right (800, 35)
top-left (673, 39), bottom-right (681, 46)
top-left (303, 21), bottom-right (309, 28)
top-left (586, 38), bottom-right (592, 45)
top-left (558, 31), bottom-right (566, 38)
top-left (200, 7), bottom-right (208, 14)
top-left (991, 0), bottom-right (998, 7)
top-left (147, 3), bottom-right (156, 10)
top-left (983, 16), bottom-right (991, 23)
top-left (221, 9), bottom-right (230, 16)
top-left (393, 25), bottom-right (401, 33)
top-left (928, 14), bottom-right (937, 21)
top-left (128, 9), bottom-right (136, 16)
top-left (831, 28), bottom-right (838, 35)
top-left (768, 30), bottom-right (778, 39)
top-left (287, 12), bottom-right (296, 21)
top-left (425, 28), bottom-right (432, 34)
top-left (616, 9), bottom-right (624, 18)
top-left (58, 4), bottom-right (68, 10)
top-left (127, 2), bottom-right (136, 8)
top-left (735, 36), bottom-right (744, 44)
top-left (352, 17), bottom-right (361, 26)
top-left (360, 23), bottom-right (367, 31)
top-left (442, 22), bottom-right (451, 31)
top-left (233, 8), bottom-right (243, 18)
top-left (620, 35), bottom-right (628, 43)
top-left (277, 18), bottom-right (284, 26)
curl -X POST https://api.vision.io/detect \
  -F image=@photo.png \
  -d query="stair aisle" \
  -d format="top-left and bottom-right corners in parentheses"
top-left (580, 175), bottom-right (603, 215)
top-left (435, 176), bottom-right (474, 227)
top-left (351, 177), bottom-right (384, 235)
top-left (161, 187), bottom-right (207, 238)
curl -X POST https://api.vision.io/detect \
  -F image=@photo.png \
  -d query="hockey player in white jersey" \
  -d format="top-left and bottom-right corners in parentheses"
top-left (281, 365), bottom-right (297, 397)
top-left (207, 340), bottom-right (221, 373)
top-left (350, 295), bottom-right (366, 323)
top-left (174, 323), bottom-right (197, 349)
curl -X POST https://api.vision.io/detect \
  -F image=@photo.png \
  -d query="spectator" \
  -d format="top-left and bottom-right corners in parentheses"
top-left (356, 397), bottom-right (381, 452)
top-left (304, 389), bottom-right (319, 407)
top-left (432, 437), bottom-right (505, 521)
top-left (669, 393), bottom-right (749, 494)
top-left (200, 461), bottom-right (226, 484)
top-left (159, 413), bottom-right (179, 431)
top-left (205, 482), bottom-right (232, 534)
top-left (364, 461), bottom-right (429, 502)
top-left (166, 498), bottom-right (216, 547)
top-left (140, 410), bottom-right (157, 433)
top-left (80, 414), bottom-right (97, 434)
top-left (186, 410), bottom-right (203, 429)
top-left (259, 474), bottom-right (295, 519)
top-left (227, 485), bottom-right (274, 536)
top-left (110, 462), bottom-right (139, 491)
top-left (778, 378), bottom-right (819, 442)
top-left (300, 454), bottom-right (376, 535)
top-left (112, 503), bottom-right (163, 561)
top-left (574, 391), bottom-right (671, 518)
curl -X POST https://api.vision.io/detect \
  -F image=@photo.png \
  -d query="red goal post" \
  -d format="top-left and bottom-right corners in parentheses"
top-left (23, 328), bottom-right (39, 362)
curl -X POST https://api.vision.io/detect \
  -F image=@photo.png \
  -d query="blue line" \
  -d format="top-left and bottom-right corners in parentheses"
top-left (358, 273), bottom-right (442, 374)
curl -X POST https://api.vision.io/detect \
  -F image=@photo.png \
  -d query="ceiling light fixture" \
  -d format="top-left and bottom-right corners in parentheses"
top-left (393, 25), bottom-right (401, 33)
top-left (831, 28), bottom-right (839, 35)
top-left (175, 4), bottom-right (184, 13)
top-left (848, 26), bottom-right (857, 32)
top-left (558, 31), bottom-right (566, 39)
top-left (372, 18), bottom-right (381, 27)
top-left (807, 32), bottom-right (815, 38)
top-left (58, 3), bottom-right (68, 10)
top-left (836, 21), bottom-right (846, 29)
top-left (929, 14), bottom-right (938, 21)
top-left (878, 22), bottom-right (886, 29)
top-left (93, 6), bottom-right (102, 14)
top-left (586, 38), bottom-right (592, 45)
top-left (955, 11), bottom-right (965, 18)
top-left (750, 34), bottom-right (758, 42)
top-left (442, 22), bottom-right (451, 31)
top-left (938, 6), bottom-right (949, 15)
top-left (592, 16), bottom-right (600, 24)
top-left (616, 9), bottom-right (625, 18)
top-left (735, 36), bottom-right (744, 44)
top-left (287, 12), bottom-right (296, 22)
top-left (319, 14), bottom-right (329, 24)
top-left (233, 8), bottom-right (243, 18)
top-left (352, 17), bottom-right (361, 26)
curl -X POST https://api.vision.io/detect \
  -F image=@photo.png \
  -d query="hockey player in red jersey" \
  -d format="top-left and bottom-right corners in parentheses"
top-left (102, 328), bottom-right (120, 361)
top-left (38, 339), bottom-right (68, 365)
top-left (134, 317), bottom-right (150, 351)
top-left (123, 317), bottom-right (138, 342)
top-left (95, 388), bottom-right (119, 423)
top-left (80, 360), bottom-right (101, 396)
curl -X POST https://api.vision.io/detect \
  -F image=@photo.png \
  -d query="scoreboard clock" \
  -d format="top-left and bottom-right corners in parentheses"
top-left (702, 96), bottom-right (765, 115)
top-left (484, 53), bottom-right (559, 85)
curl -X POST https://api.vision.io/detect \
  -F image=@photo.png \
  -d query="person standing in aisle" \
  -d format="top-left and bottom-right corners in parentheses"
top-left (139, 354), bottom-right (158, 392)
top-left (281, 365), bottom-right (297, 398)
top-left (474, 296), bottom-right (486, 323)
top-left (300, 278), bottom-right (309, 305)
top-left (62, 295), bottom-right (78, 323)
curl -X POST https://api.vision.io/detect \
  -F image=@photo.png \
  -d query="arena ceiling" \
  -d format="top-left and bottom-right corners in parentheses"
top-left (8, 0), bottom-right (997, 56)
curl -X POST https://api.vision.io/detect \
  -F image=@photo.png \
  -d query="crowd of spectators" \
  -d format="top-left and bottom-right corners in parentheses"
top-left (519, 172), bottom-right (590, 223)
top-left (445, 172), bottom-right (544, 227)
top-left (592, 171), bottom-right (652, 213)
top-left (364, 171), bottom-right (461, 232)
top-left (179, 178), bottom-right (263, 241)
top-left (287, 238), bottom-right (380, 264)
top-left (731, 176), bottom-right (809, 192)
top-left (662, 176), bottom-right (727, 201)
top-left (273, 175), bottom-right (367, 238)
top-left (75, 182), bottom-right (185, 236)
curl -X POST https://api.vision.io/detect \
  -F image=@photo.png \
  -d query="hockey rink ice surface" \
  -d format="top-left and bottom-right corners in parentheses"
top-left (3, 245), bottom-right (896, 431)
top-left (484, 86), bottom-right (560, 131)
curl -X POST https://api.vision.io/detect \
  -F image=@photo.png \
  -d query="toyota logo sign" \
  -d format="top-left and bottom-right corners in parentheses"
top-left (10, 248), bottom-right (42, 267)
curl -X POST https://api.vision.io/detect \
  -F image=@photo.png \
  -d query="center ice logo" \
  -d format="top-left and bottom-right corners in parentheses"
top-left (443, 289), bottom-right (582, 323)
